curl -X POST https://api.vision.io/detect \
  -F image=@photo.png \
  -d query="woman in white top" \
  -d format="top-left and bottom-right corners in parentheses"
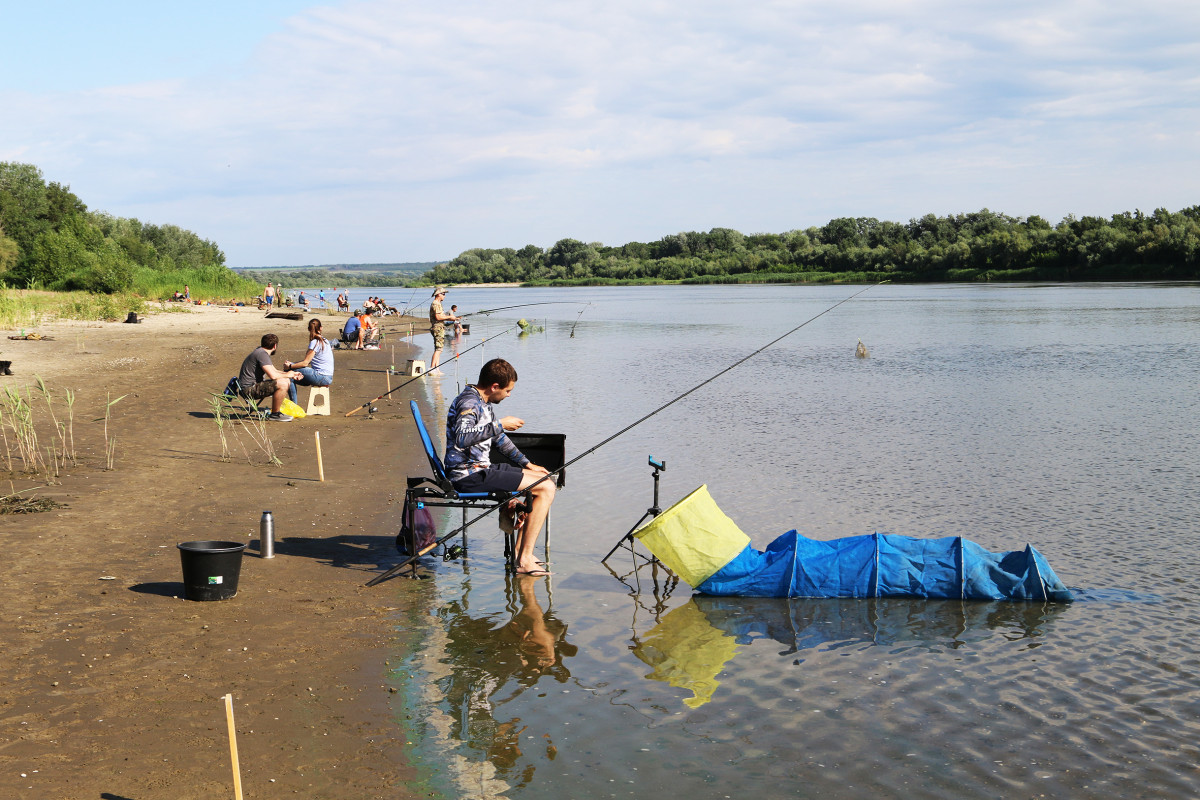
top-left (285, 318), bottom-right (335, 402)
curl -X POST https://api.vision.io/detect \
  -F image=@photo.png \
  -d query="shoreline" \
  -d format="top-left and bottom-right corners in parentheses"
top-left (1, 305), bottom-right (434, 798)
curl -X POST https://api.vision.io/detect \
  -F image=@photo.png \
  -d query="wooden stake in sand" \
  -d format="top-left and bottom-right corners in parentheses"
top-left (385, 368), bottom-right (391, 398)
top-left (315, 431), bottom-right (325, 482)
top-left (223, 693), bottom-right (244, 800)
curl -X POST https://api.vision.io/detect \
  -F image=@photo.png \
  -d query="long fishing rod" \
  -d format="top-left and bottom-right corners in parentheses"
top-left (366, 281), bottom-right (886, 586)
top-left (343, 325), bottom-right (518, 417)
top-left (462, 301), bottom-right (589, 318)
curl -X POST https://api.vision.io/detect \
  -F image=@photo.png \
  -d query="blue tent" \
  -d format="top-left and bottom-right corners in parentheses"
top-left (634, 486), bottom-right (1073, 602)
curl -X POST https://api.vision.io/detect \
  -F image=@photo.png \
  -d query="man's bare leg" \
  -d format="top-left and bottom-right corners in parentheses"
top-left (514, 470), bottom-right (555, 573)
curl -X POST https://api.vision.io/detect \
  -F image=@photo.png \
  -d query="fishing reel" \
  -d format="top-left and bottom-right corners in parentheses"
top-left (443, 544), bottom-right (466, 561)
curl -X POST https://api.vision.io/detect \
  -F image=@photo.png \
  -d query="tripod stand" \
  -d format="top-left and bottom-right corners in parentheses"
top-left (601, 456), bottom-right (666, 564)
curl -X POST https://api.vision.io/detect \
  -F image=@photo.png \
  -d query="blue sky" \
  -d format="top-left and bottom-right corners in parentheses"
top-left (2, 1), bottom-right (1197, 266)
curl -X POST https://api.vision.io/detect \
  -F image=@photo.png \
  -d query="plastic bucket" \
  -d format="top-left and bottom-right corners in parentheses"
top-left (177, 541), bottom-right (247, 601)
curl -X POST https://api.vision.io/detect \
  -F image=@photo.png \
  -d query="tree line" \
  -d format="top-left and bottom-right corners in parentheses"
top-left (0, 162), bottom-right (248, 296)
top-left (428, 207), bottom-right (1200, 286)
top-left (236, 268), bottom-right (414, 289)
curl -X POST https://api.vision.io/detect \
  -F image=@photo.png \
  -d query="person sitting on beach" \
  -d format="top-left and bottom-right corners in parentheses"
top-left (297, 291), bottom-right (309, 308)
top-left (450, 305), bottom-right (464, 336)
top-left (444, 358), bottom-right (556, 576)
top-left (358, 311), bottom-right (380, 347)
top-left (341, 311), bottom-right (378, 349)
top-left (284, 318), bottom-right (334, 402)
top-left (237, 333), bottom-right (302, 422)
top-left (342, 313), bottom-right (362, 345)
top-left (336, 291), bottom-right (349, 311)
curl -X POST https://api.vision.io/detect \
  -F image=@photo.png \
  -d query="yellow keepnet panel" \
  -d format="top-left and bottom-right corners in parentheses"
top-left (633, 485), bottom-right (751, 587)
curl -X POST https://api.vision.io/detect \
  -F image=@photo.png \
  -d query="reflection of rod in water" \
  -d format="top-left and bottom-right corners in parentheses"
top-left (343, 325), bottom-right (517, 417)
top-left (367, 281), bottom-right (886, 586)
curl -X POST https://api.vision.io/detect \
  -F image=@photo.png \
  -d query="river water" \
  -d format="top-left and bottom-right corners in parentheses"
top-left (362, 283), bottom-right (1200, 799)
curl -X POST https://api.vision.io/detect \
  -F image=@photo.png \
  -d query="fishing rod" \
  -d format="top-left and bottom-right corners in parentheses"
top-left (461, 301), bottom-right (590, 318)
top-left (343, 325), bottom-right (518, 417)
top-left (366, 281), bottom-right (887, 586)
top-left (569, 304), bottom-right (591, 337)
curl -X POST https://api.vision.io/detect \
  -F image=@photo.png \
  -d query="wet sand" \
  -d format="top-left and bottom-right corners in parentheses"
top-left (1, 305), bottom-right (435, 799)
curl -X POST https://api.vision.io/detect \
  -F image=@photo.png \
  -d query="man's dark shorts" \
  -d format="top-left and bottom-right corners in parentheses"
top-left (451, 463), bottom-right (524, 494)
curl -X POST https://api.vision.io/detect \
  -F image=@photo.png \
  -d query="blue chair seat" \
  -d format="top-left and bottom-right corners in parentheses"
top-left (398, 400), bottom-right (525, 564)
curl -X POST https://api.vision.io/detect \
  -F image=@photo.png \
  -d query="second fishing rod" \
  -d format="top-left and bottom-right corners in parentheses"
top-left (365, 281), bottom-right (886, 586)
top-left (344, 324), bottom-right (518, 417)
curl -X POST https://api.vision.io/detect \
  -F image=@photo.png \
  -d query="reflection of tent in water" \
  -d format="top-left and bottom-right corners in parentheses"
top-left (635, 595), bottom-right (1067, 707)
top-left (632, 602), bottom-right (741, 708)
top-left (634, 486), bottom-right (1073, 602)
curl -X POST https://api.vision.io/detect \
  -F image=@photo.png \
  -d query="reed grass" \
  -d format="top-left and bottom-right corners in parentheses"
top-left (131, 265), bottom-right (260, 302)
top-left (103, 392), bottom-right (126, 470)
top-left (209, 393), bottom-right (281, 466)
top-left (0, 289), bottom-right (146, 328)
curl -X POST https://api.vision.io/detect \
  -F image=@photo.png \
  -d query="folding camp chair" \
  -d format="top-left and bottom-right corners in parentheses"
top-left (400, 400), bottom-right (564, 571)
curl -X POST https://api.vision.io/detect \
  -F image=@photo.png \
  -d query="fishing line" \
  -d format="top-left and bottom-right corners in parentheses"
top-left (462, 301), bottom-right (590, 318)
top-left (367, 280), bottom-right (886, 586)
top-left (343, 325), bottom-right (518, 417)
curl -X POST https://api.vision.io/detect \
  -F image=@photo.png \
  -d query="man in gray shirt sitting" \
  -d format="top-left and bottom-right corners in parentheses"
top-left (238, 333), bottom-right (302, 421)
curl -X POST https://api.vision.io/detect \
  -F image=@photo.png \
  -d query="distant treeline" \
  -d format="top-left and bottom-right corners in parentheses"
top-left (248, 261), bottom-right (438, 275)
top-left (236, 268), bottom-right (416, 288)
top-left (0, 162), bottom-right (256, 298)
top-left (428, 207), bottom-right (1200, 286)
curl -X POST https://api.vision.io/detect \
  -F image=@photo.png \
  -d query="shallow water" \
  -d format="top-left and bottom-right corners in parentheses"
top-left (374, 283), bottom-right (1200, 799)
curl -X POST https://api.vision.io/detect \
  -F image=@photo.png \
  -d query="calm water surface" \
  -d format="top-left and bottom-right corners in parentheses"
top-left (366, 284), bottom-right (1200, 799)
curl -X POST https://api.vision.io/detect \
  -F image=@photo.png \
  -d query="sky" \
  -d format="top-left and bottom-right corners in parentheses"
top-left (2, 1), bottom-right (1198, 267)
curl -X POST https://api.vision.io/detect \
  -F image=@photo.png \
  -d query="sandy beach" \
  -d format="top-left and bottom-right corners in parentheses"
top-left (1, 305), bottom-right (434, 799)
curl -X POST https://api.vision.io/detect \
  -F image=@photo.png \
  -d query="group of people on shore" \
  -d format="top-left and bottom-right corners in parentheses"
top-left (235, 284), bottom-right (558, 574)
top-left (236, 318), bottom-right (334, 422)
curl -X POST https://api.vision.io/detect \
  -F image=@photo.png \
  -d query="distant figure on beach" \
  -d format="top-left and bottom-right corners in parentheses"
top-left (237, 333), bottom-right (302, 422)
top-left (264, 282), bottom-right (275, 307)
top-left (318, 288), bottom-right (326, 308)
top-left (297, 291), bottom-right (309, 308)
top-left (276, 284), bottom-right (284, 307)
top-left (444, 358), bottom-right (556, 576)
top-left (183, 285), bottom-right (190, 301)
top-left (450, 305), bottom-right (463, 337)
top-left (428, 286), bottom-right (458, 375)
top-left (284, 318), bottom-right (334, 402)
top-left (336, 290), bottom-right (349, 311)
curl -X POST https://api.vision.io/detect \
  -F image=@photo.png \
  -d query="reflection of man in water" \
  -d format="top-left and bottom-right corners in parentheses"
top-left (501, 574), bottom-right (568, 675)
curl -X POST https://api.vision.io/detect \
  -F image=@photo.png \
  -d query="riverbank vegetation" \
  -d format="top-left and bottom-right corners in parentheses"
top-left (0, 162), bottom-right (258, 301)
top-left (428, 207), bottom-right (1200, 286)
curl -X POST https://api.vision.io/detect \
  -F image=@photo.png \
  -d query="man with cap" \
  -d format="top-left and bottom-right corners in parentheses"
top-left (428, 286), bottom-right (459, 375)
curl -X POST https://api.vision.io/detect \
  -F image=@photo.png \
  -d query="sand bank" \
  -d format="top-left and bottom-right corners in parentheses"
top-left (1, 305), bottom-right (442, 798)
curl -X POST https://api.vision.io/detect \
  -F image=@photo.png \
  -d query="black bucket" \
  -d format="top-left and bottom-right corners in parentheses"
top-left (177, 541), bottom-right (247, 601)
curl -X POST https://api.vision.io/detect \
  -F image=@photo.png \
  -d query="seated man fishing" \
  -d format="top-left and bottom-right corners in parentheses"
top-left (445, 358), bottom-right (556, 576)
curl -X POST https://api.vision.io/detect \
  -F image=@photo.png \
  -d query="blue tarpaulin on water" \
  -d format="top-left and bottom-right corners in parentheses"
top-left (634, 486), bottom-right (1073, 602)
top-left (696, 532), bottom-right (1072, 601)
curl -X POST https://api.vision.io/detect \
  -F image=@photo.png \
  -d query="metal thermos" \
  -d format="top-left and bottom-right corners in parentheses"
top-left (259, 511), bottom-right (275, 559)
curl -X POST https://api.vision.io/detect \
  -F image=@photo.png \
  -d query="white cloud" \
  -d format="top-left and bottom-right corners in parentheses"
top-left (2, 0), bottom-right (1198, 264)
